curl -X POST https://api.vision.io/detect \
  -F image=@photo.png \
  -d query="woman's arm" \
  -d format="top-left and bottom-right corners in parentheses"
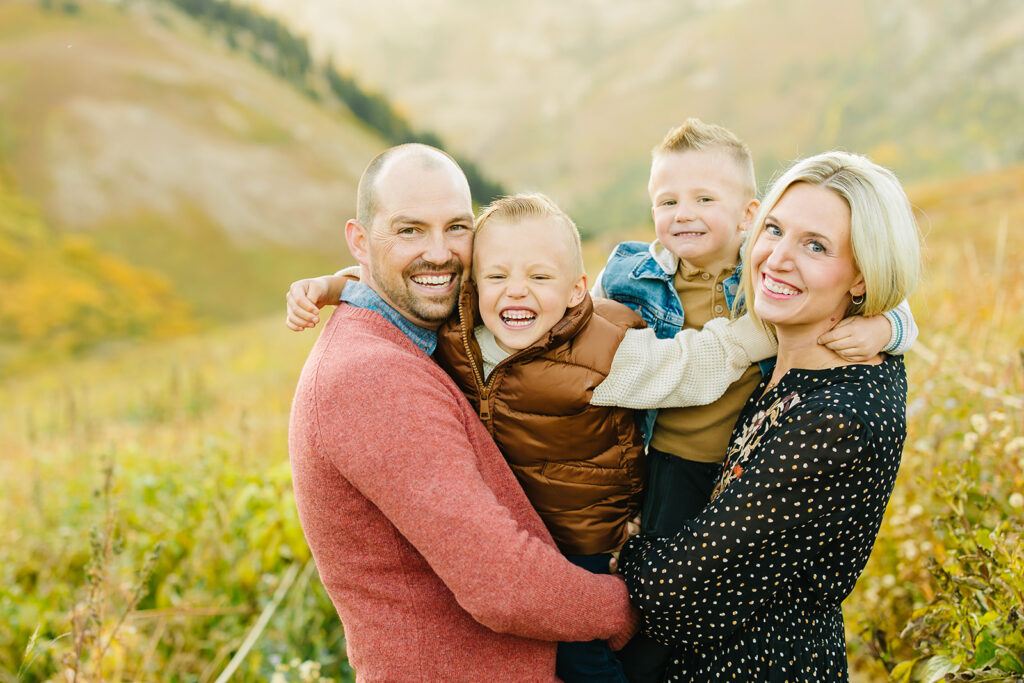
top-left (591, 315), bottom-right (777, 409)
top-left (619, 407), bottom-right (882, 645)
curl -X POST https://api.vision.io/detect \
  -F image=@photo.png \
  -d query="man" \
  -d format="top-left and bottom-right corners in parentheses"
top-left (288, 144), bottom-right (638, 681)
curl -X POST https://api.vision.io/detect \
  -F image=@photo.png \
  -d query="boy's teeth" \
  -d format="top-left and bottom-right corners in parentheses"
top-left (501, 310), bottom-right (536, 327)
top-left (411, 274), bottom-right (453, 287)
top-left (765, 278), bottom-right (799, 296)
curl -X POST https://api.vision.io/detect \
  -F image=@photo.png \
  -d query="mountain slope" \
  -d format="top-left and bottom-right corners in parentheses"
top-left (243, 0), bottom-right (1024, 234)
top-left (0, 0), bottom-right (391, 322)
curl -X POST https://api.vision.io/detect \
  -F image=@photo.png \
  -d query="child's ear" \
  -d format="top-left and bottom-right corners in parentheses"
top-left (569, 273), bottom-right (588, 307)
top-left (739, 199), bottom-right (760, 232)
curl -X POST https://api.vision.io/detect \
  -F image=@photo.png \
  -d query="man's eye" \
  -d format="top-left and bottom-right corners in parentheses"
top-left (449, 224), bottom-right (471, 231)
top-left (398, 227), bottom-right (417, 235)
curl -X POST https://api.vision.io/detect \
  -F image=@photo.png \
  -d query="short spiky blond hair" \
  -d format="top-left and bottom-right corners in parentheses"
top-left (654, 118), bottom-right (756, 198)
top-left (473, 193), bottom-right (584, 277)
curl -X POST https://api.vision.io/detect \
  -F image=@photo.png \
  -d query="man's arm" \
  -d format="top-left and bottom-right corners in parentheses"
top-left (314, 354), bottom-right (638, 645)
top-left (591, 314), bottom-right (777, 409)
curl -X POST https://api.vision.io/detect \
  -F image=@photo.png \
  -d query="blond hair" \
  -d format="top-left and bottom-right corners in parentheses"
top-left (737, 151), bottom-right (921, 327)
top-left (654, 118), bottom-right (756, 197)
top-left (473, 193), bottom-right (584, 277)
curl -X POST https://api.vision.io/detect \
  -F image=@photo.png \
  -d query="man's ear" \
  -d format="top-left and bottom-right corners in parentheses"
top-left (345, 219), bottom-right (371, 269)
top-left (739, 199), bottom-right (760, 232)
top-left (569, 273), bottom-right (588, 307)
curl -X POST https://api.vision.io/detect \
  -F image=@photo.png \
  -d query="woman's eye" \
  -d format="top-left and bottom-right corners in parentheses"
top-left (807, 241), bottom-right (825, 254)
top-left (765, 224), bottom-right (782, 237)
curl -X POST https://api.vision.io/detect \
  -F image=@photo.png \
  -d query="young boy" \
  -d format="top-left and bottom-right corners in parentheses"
top-left (591, 119), bottom-right (918, 680)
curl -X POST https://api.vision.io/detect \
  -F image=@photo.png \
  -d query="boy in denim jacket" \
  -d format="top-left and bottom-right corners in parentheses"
top-left (592, 119), bottom-right (917, 680)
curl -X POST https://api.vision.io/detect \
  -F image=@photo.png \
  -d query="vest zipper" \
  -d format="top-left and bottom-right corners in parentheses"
top-left (458, 293), bottom-right (493, 425)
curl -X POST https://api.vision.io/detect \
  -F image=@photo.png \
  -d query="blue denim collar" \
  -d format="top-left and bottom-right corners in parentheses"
top-left (339, 280), bottom-right (438, 355)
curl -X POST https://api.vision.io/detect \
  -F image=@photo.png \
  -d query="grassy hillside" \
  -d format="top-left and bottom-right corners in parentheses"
top-left (2, 165), bottom-right (1021, 681)
top-left (0, 0), bottom-right (386, 329)
top-left (244, 0), bottom-right (1024, 235)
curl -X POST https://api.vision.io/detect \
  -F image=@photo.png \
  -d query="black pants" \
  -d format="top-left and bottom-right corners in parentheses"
top-left (618, 447), bottom-right (721, 683)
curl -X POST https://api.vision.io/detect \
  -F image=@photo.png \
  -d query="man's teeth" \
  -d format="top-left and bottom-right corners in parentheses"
top-left (411, 274), bottom-right (453, 287)
top-left (501, 310), bottom-right (536, 327)
top-left (764, 278), bottom-right (799, 296)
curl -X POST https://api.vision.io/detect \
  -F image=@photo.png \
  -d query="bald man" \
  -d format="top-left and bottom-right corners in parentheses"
top-left (288, 144), bottom-right (638, 681)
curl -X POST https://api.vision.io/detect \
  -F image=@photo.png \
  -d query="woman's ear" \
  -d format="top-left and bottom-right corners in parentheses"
top-left (850, 275), bottom-right (866, 298)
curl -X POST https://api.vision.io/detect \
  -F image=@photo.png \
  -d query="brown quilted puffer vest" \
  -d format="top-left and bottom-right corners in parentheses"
top-left (435, 280), bottom-right (646, 555)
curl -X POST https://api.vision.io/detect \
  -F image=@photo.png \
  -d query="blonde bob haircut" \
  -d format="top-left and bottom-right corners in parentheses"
top-left (738, 151), bottom-right (920, 327)
top-left (473, 193), bottom-right (585, 278)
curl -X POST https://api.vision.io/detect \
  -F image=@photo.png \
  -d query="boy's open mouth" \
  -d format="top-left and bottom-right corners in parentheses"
top-left (761, 273), bottom-right (801, 298)
top-left (499, 307), bottom-right (537, 328)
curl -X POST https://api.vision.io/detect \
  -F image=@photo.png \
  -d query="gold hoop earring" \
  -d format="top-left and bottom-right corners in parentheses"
top-left (851, 294), bottom-right (865, 305)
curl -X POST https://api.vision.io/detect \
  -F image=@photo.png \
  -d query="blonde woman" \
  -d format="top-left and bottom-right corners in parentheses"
top-left (619, 151), bottom-right (921, 681)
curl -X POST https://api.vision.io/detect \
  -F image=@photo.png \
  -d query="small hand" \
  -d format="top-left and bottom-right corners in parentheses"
top-left (608, 517), bottom-right (642, 573)
top-left (285, 277), bottom-right (330, 331)
top-left (818, 314), bottom-right (890, 362)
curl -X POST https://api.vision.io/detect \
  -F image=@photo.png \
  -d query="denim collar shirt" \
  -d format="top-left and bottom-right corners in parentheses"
top-left (339, 280), bottom-right (438, 356)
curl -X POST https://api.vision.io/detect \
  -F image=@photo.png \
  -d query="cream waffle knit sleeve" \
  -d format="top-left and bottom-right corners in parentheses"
top-left (591, 315), bottom-right (777, 409)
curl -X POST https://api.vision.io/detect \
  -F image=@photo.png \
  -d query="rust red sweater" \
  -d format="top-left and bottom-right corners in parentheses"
top-left (289, 305), bottom-right (638, 681)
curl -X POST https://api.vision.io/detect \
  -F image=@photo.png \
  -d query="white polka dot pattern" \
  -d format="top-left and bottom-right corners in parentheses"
top-left (620, 355), bottom-right (907, 681)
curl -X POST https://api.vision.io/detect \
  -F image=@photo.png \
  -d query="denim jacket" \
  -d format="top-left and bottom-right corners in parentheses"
top-left (593, 240), bottom-right (774, 443)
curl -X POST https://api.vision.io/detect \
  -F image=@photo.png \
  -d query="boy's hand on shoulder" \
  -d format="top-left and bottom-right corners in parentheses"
top-left (286, 274), bottom-right (345, 331)
top-left (818, 314), bottom-right (891, 362)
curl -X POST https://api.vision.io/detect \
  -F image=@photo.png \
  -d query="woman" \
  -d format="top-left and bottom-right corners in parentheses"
top-left (619, 151), bottom-right (921, 681)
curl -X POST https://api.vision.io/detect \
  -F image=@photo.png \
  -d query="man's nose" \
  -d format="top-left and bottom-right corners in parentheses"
top-left (422, 229), bottom-right (454, 264)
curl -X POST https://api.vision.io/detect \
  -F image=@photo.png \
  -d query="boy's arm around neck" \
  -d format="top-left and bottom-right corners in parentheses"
top-left (591, 314), bottom-right (776, 410)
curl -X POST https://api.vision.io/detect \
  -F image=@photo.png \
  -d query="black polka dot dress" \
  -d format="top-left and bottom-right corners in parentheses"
top-left (620, 355), bottom-right (907, 682)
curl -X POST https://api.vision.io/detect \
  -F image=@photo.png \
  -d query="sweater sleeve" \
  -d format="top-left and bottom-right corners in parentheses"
top-left (313, 353), bottom-right (638, 644)
top-left (591, 314), bottom-right (777, 409)
top-left (882, 298), bottom-right (918, 354)
top-left (619, 407), bottom-right (872, 645)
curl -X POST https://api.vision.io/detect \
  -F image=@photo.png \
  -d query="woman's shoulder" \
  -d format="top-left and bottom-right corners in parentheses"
top-left (786, 355), bottom-right (907, 438)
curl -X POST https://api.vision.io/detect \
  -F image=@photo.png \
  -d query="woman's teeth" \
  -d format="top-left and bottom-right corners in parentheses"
top-left (764, 278), bottom-right (799, 296)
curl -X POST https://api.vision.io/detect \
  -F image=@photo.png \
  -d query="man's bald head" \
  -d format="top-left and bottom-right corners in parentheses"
top-left (356, 144), bottom-right (469, 228)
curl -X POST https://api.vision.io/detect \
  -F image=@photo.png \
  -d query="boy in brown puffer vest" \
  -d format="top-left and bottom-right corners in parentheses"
top-left (432, 193), bottom-right (645, 683)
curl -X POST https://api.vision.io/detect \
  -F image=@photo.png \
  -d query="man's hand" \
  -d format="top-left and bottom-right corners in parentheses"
top-left (818, 314), bottom-right (891, 362)
top-left (285, 276), bottom-right (335, 331)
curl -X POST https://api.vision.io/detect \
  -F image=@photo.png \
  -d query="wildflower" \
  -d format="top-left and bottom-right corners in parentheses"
top-left (908, 503), bottom-right (924, 519)
top-left (1006, 436), bottom-right (1024, 456)
top-left (1010, 492), bottom-right (1024, 509)
top-left (963, 432), bottom-right (978, 452)
top-left (970, 414), bottom-right (989, 436)
top-left (899, 540), bottom-right (919, 560)
top-left (989, 411), bottom-right (1006, 423)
